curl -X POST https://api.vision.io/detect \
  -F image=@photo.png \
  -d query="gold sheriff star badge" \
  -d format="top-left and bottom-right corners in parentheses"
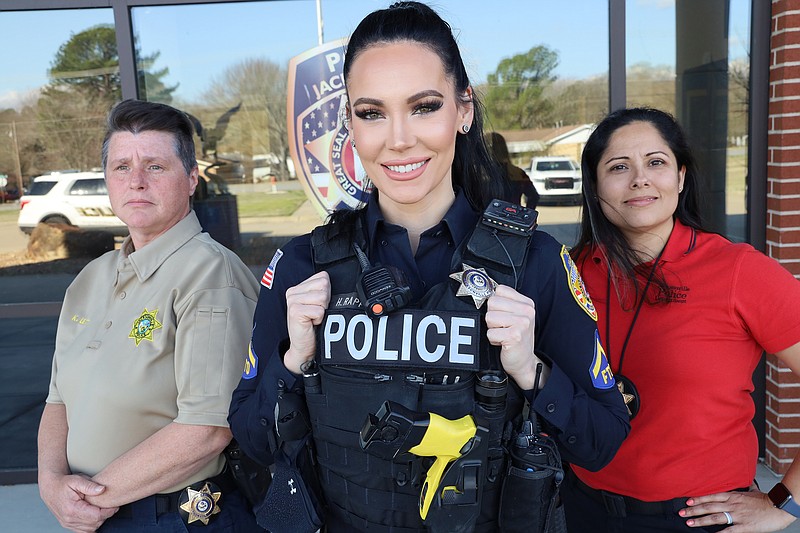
top-left (450, 264), bottom-right (498, 309)
top-left (180, 482), bottom-right (222, 525)
top-left (129, 308), bottom-right (162, 346)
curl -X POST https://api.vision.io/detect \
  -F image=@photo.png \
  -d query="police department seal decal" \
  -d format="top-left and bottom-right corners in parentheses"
top-left (560, 245), bottom-right (597, 321)
top-left (450, 263), bottom-right (497, 308)
top-left (128, 308), bottom-right (163, 346)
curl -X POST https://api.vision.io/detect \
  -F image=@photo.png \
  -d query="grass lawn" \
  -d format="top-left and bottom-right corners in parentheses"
top-left (235, 190), bottom-right (307, 218)
top-left (0, 207), bottom-right (19, 223)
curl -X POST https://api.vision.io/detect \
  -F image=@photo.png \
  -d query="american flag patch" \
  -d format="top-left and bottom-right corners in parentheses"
top-left (261, 249), bottom-right (284, 289)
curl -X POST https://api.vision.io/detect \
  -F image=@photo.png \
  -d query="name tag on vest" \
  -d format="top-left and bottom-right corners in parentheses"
top-left (319, 308), bottom-right (481, 370)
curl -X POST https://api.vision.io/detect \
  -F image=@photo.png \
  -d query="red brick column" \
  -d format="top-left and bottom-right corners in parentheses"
top-left (765, 0), bottom-right (800, 474)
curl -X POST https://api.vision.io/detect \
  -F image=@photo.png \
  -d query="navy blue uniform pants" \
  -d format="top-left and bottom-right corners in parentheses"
top-left (561, 470), bottom-right (727, 533)
top-left (97, 488), bottom-right (261, 532)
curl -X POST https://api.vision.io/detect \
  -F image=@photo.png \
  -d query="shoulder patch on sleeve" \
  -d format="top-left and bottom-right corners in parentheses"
top-left (242, 342), bottom-right (258, 379)
top-left (560, 245), bottom-right (597, 321)
top-left (261, 249), bottom-right (284, 289)
top-left (590, 329), bottom-right (615, 389)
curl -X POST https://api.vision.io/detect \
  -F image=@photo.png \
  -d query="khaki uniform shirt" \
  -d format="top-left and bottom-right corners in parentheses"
top-left (47, 212), bottom-right (259, 493)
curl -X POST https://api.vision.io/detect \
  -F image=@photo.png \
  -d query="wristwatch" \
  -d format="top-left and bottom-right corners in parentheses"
top-left (768, 482), bottom-right (800, 518)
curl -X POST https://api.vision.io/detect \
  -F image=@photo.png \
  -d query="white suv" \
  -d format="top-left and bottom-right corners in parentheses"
top-left (18, 171), bottom-right (128, 235)
top-left (527, 156), bottom-right (582, 205)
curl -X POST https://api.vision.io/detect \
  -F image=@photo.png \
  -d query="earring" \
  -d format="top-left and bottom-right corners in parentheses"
top-left (679, 185), bottom-right (683, 193)
top-left (350, 138), bottom-right (356, 149)
top-left (461, 124), bottom-right (470, 134)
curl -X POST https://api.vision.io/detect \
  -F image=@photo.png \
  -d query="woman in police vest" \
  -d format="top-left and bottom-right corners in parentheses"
top-left (229, 2), bottom-right (629, 531)
top-left (567, 107), bottom-right (800, 532)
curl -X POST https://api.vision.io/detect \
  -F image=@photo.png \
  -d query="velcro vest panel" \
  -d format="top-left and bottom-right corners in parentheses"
top-left (307, 208), bottom-right (533, 532)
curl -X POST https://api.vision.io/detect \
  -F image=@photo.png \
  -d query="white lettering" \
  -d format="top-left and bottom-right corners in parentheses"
top-left (375, 316), bottom-right (398, 361)
top-left (401, 314), bottom-right (413, 361)
top-left (325, 52), bottom-right (341, 73)
top-left (347, 314), bottom-right (372, 360)
top-left (449, 317), bottom-right (475, 365)
top-left (417, 315), bottom-right (446, 363)
top-left (323, 315), bottom-right (346, 359)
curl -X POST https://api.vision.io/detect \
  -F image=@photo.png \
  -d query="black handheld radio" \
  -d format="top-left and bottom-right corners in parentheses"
top-left (352, 243), bottom-right (412, 317)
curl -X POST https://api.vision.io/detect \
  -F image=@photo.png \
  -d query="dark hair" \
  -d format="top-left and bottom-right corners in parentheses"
top-left (485, 132), bottom-right (510, 165)
top-left (101, 99), bottom-right (197, 175)
top-left (572, 107), bottom-right (704, 304)
top-left (332, 1), bottom-right (502, 224)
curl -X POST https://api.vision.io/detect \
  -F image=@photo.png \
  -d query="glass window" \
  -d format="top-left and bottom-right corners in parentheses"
top-left (131, 0), bottom-right (607, 247)
top-left (626, 0), bottom-right (677, 111)
top-left (26, 180), bottom-right (57, 196)
top-left (0, 8), bottom-right (117, 197)
top-left (69, 178), bottom-right (107, 196)
top-left (0, 8), bottom-right (116, 473)
top-left (626, 0), bottom-right (750, 242)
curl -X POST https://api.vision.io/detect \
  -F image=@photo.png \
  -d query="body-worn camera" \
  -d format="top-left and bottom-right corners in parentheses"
top-left (482, 200), bottom-right (538, 236)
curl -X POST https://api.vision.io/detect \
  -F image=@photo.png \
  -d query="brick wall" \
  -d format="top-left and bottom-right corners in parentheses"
top-left (765, 0), bottom-right (800, 474)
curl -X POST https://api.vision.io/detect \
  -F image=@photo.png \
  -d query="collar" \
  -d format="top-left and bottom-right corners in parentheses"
top-left (118, 211), bottom-right (203, 282)
top-left (364, 189), bottom-right (477, 248)
top-left (657, 218), bottom-right (696, 263)
top-left (589, 218), bottom-right (696, 266)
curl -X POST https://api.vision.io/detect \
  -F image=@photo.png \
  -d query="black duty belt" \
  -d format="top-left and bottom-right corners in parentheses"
top-left (116, 469), bottom-right (236, 519)
top-left (573, 473), bottom-right (687, 518)
top-left (573, 473), bottom-right (748, 518)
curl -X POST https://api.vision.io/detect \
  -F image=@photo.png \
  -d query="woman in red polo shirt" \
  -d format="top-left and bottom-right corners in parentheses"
top-left (567, 107), bottom-right (800, 532)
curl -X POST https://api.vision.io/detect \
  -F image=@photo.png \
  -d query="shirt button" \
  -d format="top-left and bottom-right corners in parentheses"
top-left (381, 240), bottom-right (388, 246)
top-left (546, 403), bottom-right (556, 413)
top-left (260, 418), bottom-right (268, 427)
top-left (567, 436), bottom-right (577, 444)
top-left (119, 291), bottom-right (126, 300)
top-left (104, 321), bottom-right (112, 329)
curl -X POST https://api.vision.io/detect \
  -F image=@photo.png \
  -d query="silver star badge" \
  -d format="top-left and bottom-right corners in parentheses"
top-left (450, 263), bottom-right (497, 308)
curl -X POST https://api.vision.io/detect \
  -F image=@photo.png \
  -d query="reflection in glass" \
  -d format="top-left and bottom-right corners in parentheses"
top-left (132, 1), bottom-right (317, 190)
top-left (0, 8), bottom-right (115, 188)
top-left (0, 6), bottom-right (116, 475)
top-left (626, 0), bottom-right (750, 242)
top-left (130, 1), bottom-right (608, 246)
top-left (626, 0), bottom-right (677, 111)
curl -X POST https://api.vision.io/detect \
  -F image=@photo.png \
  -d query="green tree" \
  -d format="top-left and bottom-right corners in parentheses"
top-left (35, 25), bottom-right (176, 171)
top-left (49, 25), bottom-right (120, 100)
top-left (484, 45), bottom-right (559, 129)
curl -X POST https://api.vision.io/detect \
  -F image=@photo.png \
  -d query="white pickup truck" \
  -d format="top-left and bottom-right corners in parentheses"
top-left (527, 156), bottom-right (582, 205)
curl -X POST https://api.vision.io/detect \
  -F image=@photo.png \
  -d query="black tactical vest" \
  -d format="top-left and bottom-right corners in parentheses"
top-left (305, 204), bottom-right (534, 533)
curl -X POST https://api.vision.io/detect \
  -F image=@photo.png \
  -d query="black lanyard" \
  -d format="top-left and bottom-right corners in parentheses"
top-left (604, 246), bottom-right (665, 375)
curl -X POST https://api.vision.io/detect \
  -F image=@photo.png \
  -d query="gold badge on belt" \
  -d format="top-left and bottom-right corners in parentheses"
top-left (178, 481), bottom-right (222, 525)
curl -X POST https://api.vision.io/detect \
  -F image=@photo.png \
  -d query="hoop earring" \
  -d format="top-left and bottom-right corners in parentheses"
top-left (461, 124), bottom-right (470, 134)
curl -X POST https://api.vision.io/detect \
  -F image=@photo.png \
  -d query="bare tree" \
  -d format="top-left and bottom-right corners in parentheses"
top-left (196, 58), bottom-right (290, 180)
